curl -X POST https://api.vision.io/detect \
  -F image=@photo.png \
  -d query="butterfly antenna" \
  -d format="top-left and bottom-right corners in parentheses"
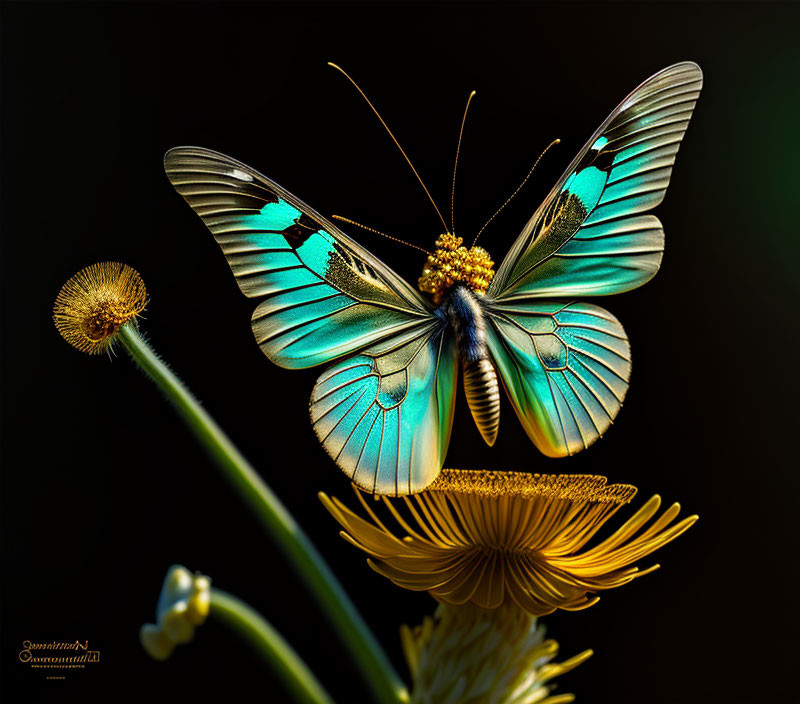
top-left (451, 90), bottom-right (477, 235)
top-left (332, 215), bottom-right (432, 255)
top-left (328, 62), bottom-right (451, 234)
top-left (472, 138), bottom-right (561, 247)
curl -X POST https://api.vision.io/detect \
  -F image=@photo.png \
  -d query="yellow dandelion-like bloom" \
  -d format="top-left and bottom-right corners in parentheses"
top-left (53, 261), bottom-right (147, 354)
top-left (321, 470), bottom-right (697, 616)
top-left (402, 600), bottom-right (591, 704)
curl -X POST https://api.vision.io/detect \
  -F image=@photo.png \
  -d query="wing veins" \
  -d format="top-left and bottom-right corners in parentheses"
top-left (546, 374), bottom-right (573, 451)
top-left (571, 355), bottom-right (624, 406)
top-left (313, 385), bottom-right (368, 428)
top-left (604, 114), bottom-right (695, 144)
top-left (257, 303), bottom-right (359, 346)
top-left (234, 264), bottom-right (306, 279)
top-left (559, 322), bottom-right (628, 341)
top-left (260, 293), bottom-right (343, 317)
top-left (373, 415), bottom-right (387, 494)
top-left (568, 336), bottom-right (631, 365)
top-left (562, 373), bottom-right (603, 434)
top-left (553, 246), bottom-right (661, 259)
top-left (567, 345), bottom-right (629, 382)
top-left (604, 163), bottom-right (673, 190)
top-left (320, 387), bottom-right (371, 442)
top-left (555, 374), bottom-right (589, 450)
top-left (353, 411), bottom-right (382, 478)
top-left (592, 182), bottom-right (667, 210)
top-left (604, 124), bottom-right (689, 155)
top-left (312, 368), bottom-right (375, 403)
top-left (250, 282), bottom-right (328, 312)
top-left (335, 400), bottom-right (381, 463)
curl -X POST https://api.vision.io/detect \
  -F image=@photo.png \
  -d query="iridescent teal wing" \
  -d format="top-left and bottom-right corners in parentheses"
top-left (482, 63), bottom-right (701, 456)
top-left (164, 147), bottom-right (433, 368)
top-left (489, 62), bottom-right (702, 301)
top-left (311, 323), bottom-right (457, 495)
top-left (482, 299), bottom-right (630, 457)
top-left (164, 147), bottom-right (458, 494)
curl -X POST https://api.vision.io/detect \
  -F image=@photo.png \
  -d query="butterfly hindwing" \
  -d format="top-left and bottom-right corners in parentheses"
top-left (489, 62), bottom-right (702, 301)
top-left (310, 322), bottom-right (457, 495)
top-left (164, 147), bottom-right (433, 369)
top-left (483, 299), bottom-right (630, 457)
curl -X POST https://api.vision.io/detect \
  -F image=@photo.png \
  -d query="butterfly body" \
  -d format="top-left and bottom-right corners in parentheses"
top-left (440, 285), bottom-right (501, 446)
top-left (164, 62), bottom-right (702, 495)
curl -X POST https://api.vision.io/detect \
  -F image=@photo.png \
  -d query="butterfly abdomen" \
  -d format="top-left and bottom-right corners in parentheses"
top-left (443, 286), bottom-right (500, 446)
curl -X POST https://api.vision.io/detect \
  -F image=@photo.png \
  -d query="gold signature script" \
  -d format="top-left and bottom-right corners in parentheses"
top-left (18, 640), bottom-right (100, 670)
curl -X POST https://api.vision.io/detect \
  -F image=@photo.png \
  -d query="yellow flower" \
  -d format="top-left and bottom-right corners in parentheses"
top-left (402, 601), bottom-right (591, 704)
top-left (53, 261), bottom-right (147, 354)
top-left (140, 565), bottom-right (211, 661)
top-left (321, 470), bottom-right (697, 616)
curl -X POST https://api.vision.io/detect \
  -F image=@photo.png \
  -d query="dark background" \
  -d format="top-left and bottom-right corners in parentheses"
top-left (2, 2), bottom-right (798, 702)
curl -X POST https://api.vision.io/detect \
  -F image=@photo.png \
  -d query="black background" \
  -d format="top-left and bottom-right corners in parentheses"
top-left (2, 2), bottom-right (799, 703)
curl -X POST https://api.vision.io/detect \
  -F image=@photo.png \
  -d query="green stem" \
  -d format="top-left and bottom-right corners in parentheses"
top-left (118, 323), bottom-right (409, 704)
top-left (210, 589), bottom-right (334, 704)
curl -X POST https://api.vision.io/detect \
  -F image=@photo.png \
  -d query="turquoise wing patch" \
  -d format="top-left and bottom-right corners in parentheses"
top-left (483, 300), bottom-right (630, 457)
top-left (164, 147), bottom-right (433, 368)
top-left (490, 62), bottom-right (702, 301)
top-left (310, 322), bottom-right (457, 495)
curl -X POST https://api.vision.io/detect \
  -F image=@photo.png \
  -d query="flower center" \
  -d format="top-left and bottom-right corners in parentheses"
top-left (84, 300), bottom-right (129, 340)
top-left (428, 469), bottom-right (637, 504)
top-left (418, 234), bottom-right (495, 304)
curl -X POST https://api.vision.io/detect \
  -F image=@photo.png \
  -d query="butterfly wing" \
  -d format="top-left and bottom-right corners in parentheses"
top-left (489, 62), bottom-right (702, 301)
top-left (311, 322), bottom-right (457, 495)
top-left (164, 147), bottom-right (433, 368)
top-left (165, 147), bottom-right (457, 493)
top-left (481, 63), bottom-right (700, 456)
top-left (482, 299), bottom-right (630, 457)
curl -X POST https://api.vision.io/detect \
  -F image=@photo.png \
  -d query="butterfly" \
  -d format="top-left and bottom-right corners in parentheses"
top-left (164, 62), bottom-right (702, 496)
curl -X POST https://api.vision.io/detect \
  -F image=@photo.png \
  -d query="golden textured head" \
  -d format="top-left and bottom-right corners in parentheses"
top-left (417, 233), bottom-right (495, 304)
top-left (53, 262), bottom-right (148, 355)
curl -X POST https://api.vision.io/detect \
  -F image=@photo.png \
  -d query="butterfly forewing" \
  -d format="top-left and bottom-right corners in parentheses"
top-left (164, 147), bottom-right (433, 369)
top-left (489, 62), bottom-right (702, 301)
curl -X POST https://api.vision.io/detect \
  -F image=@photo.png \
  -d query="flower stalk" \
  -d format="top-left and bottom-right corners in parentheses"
top-left (210, 588), bottom-right (335, 704)
top-left (117, 322), bottom-right (408, 704)
top-left (54, 262), bottom-right (407, 701)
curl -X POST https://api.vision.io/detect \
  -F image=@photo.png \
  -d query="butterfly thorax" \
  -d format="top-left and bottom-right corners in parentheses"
top-left (418, 233), bottom-right (495, 304)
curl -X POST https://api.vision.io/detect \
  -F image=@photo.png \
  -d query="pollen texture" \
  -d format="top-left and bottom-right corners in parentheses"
top-left (53, 262), bottom-right (148, 354)
top-left (418, 234), bottom-right (494, 303)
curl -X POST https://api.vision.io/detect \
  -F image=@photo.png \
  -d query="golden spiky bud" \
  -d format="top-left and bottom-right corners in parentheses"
top-left (418, 234), bottom-right (495, 303)
top-left (53, 262), bottom-right (148, 354)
